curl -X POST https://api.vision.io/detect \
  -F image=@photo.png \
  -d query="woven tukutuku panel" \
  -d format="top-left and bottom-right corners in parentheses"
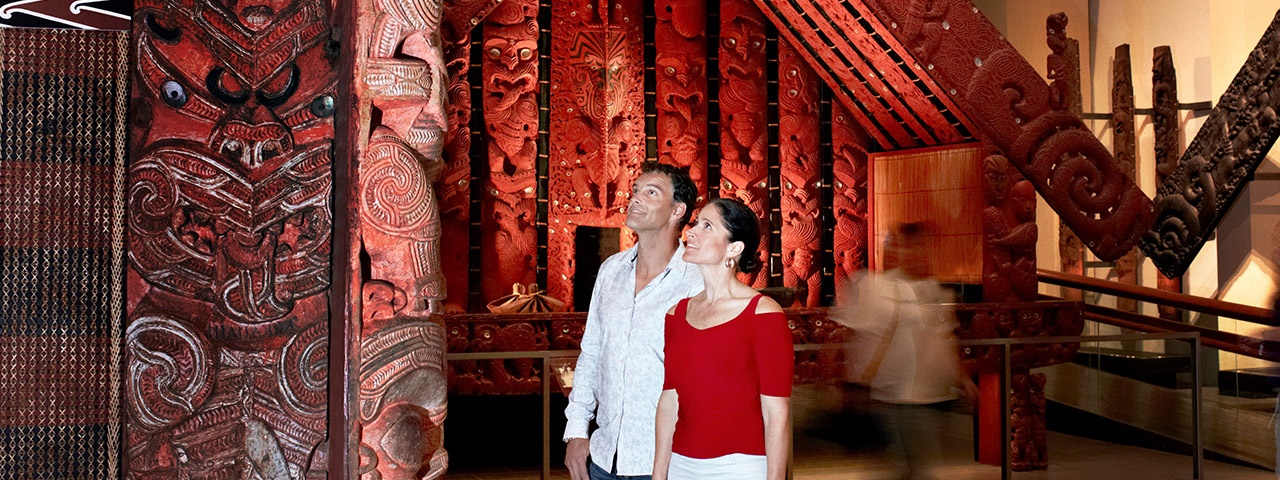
top-left (0, 27), bottom-right (129, 480)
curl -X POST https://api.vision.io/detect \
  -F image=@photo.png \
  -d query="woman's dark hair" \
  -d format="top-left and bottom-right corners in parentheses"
top-left (708, 198), bottom-right (761, 274)
top-left (640, 161), bottom-right (698, 225)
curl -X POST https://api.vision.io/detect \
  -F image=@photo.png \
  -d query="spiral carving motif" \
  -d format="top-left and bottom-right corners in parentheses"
top-left (278, 321), bottom-right (329, 418)
top-left (362, 128), bottom-right (440, 240)
top-left (126, 315), bottom-right (214, 434)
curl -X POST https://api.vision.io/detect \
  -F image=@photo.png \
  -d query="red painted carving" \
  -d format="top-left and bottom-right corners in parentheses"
top-left (1045, 13), bottom-right (1087, 303)
top-left (982, 152), bottom-right (1038, 303)
top-left (1010, 372), bottom-right (1048, 470)
top-left (777, 0), bottom-right (1155, 262)
top-left (480, 0), bottom-right (540, 303)
top-left (1112, 44), bottom-right (1139, 312)
top-left (755, 0), bottom-right (973, 149)
top-left (547, 0), bottom-right (646, 309)
top-left (778, 41), bottom-right (822, 307)
top-left (1141, 11), bottom-right (1280, 277)
top-left (1150, 45), bottom-right (1185, 320)
top-left (718, 0), bottom-right (770, 287)
top-left (831, 103), bottom-right (870, 293)
top-left (126, 0), bottom-right (334, 476)
top-left (654, 0), bottom-right (708, 194)
top-left (352, 0), bottom-right (455, 474)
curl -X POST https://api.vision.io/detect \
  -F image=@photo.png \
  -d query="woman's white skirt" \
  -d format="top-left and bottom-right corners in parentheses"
top-left (667, 452), bottom-right (767, 480)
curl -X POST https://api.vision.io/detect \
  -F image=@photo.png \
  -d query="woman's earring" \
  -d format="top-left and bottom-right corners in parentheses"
top-left (725, 258), bottom-right (735, 270)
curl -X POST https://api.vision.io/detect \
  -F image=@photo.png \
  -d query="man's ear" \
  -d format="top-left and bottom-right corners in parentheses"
top-left (669, 202), bottom-right (687, 225)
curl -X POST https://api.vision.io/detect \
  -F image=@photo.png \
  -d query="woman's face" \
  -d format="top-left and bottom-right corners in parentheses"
top-left (683, 204), bottom-right (736, 266)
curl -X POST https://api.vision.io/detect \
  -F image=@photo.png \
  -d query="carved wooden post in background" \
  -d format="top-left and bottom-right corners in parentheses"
top-left (1048, 12), bottom-right (1084, 302)
top-left (1152, 45), bottom-right (1184, 322)
top-left (437, 0), bottom-right (478, 313)
top-left (718, 0), bottom-right (770, 288)
top-left (779, 41), bottom-right (823, 307)
top-left (655, 0), bottom-right (709, 197)
top-left (831, 103), bottom-right (870, 295)
top-left (126, 0), bottom-right (336, 477)
top-left (481, 0), bottom-right (541, 303)
top-left (1113, 44), bottom-right (1140, 313)
top-left (547, 0), bottom-right (647, 309)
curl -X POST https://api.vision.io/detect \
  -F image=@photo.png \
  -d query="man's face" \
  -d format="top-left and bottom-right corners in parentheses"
top-left (625, 173), bottom-right (679, 233)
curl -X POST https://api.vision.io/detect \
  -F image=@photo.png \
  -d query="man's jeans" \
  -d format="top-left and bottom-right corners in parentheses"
top-left (587, 457), bottom-right (652, 480)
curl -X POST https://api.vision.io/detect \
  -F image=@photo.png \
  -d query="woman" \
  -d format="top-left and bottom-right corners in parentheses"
top-left (654, 198), bottom-right (793, 480)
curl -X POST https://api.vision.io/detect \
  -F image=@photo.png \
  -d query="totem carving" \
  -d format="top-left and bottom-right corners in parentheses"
top-left (654, 0), bottom-right (708, 194)
top-left (126, 0), bottom-right (335, 477)
top-left (831, 103), bottom-right (870, 293)
top-left (1140, 11), bottom-right (1280, 277)
top-left (1112, 44), bottom-right (1139, 312)
top-left (352, 0), bottom-right (457, 474)
top-left (982, 153), bottom-right (1038, 303)
top-left (1150, 45), bottom-right (1184, 320)
top-left (778, 41), bottom-right (822, 307)
top-left (719, 0), bottom-right (770, 287)
top-left (1010, 373), bottom-right (1048, 470)
top-left (481, 0), bottom-right (540, 302)
top-left (846, 0), bottom-right (1155, 261)
top-left (1046, 13), bottom-right (1086, 301)
top-left (547, 0), bottom-right (646, 308)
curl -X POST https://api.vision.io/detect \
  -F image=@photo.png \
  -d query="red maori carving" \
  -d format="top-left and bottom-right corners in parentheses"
top-left (126, 0), bottom-right (335, 476)
top-left (351, 0), bottom-right (454, 475)
top-left (719, 0), bottom-right (770, 288)
top-left (848, 0), bottom-right (1155, 261)
top-left (982, 152), bottom-right (1038, 303)
top-left (1112, 44), bottom-right (1139, 312)
top-left (547, 0), bottom-right (646, 308)
top-left (831, 103), bottom-right (870, 294)
top-left (1141, 11), bottom-right (1280, 277)
top-left (1150, 45), bottom-right (1185, 320)
top-left (1010, 372), bottom-right (1048, 470)
top-left (778, 40), bottom-right (822, 307)
top-left (654, 0), bottom-right (709, 194)
top-left (481, 0), bottom-right (540, 303)
top-left (1048, 13), bottom-right (1085, 302)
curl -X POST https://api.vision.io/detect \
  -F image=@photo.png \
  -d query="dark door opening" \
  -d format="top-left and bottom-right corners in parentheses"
top-left (574, 227), bottom-right (622, 310)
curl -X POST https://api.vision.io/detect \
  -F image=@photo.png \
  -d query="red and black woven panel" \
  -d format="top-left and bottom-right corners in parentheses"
top-left (0, 27), bottom-right (129, 479)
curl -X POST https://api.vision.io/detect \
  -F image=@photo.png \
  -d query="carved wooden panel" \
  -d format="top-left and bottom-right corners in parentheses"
top-left (982, 151), bottom-right (1038, 302)
top-left (1112, 44), bottom-right (1139, 312)
top-left (546, 0), bottom-right (646, 309)
top-left (436, 0), bottom-right (480, 314)
top-left (851, 0), bottom-right (1154, 262)
top-left (719, 0), bottom-right (770, 287)
top-left (1150, 45), bottom-right (1184, 320)
top-left (654, 0), bottom-right (709, 195)
top-left (481, 0), bottom-right (541, 302)
top-left (754, 0), bottom-right (974, 149)
top-left (779, 41), bottom-right (823, 307)
top-left (1140, 12), bottom-right (1280, 276)
top-left (831, 103), bottom-right (870, 294)
top-left (126, 0), bottom-right (335, 476)
top-left (1047, 13), bottom-right (1086, 302)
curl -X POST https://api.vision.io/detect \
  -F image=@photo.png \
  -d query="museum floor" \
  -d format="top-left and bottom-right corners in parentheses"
top-left (444, 384), bottom-right (1276, 480)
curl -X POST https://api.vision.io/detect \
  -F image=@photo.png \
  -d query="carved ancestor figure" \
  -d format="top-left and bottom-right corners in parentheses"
top-left (983, 153), bottom-right (1038, 303)
top-left (779, 41), bottom-right (822, 307)
top-left (831, 104), bottom-right (869, 293)
top-left (654, 0), bottom-right (708, 193)
top-left (1112, 44), bottom-right (1139, 311)
top-left (353, 0), bottom-right (457, 475)
top-left (1046, 12), bottom-right (1085, 302)
top-left (481, 0), bottom-right (540, 302)
top-left (718, 0), bottom-right (770, 287)
top-left (126, 0), bottom-right (336, 477)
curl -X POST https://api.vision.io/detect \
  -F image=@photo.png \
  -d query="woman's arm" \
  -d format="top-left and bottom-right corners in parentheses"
top-left (760, 394), bottom-right (791, 480)
top-left (653, 389), bottom-right (679, 480)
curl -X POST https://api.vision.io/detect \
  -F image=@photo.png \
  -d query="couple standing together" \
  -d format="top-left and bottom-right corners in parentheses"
top-left (563, 162), bottom-right (794, 480)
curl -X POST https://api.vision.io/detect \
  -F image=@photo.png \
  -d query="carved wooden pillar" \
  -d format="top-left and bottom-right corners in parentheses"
top-left (437, 0), bottom-right (478, 314)
top-left (126, 0), bottom-right (335, 477)
top-left (831, 103), bottom-right (869, 295)
top-left (718, 0), bottom-right (770, 288)
top-left (547, 0), bottom-right (647, 310)
top-left (1113, 44), bottom-right (1139, 313)
top-left (654, 0), bottom-right (709, 197)
top-left (1152, 45), bottom-right (1184, 322)
top-left (778, 40), bottom-right (822, 307)
top-left (481, 0), bottom-right (541, 303)
top-left (1046, 13), bottom-right (1084, 301)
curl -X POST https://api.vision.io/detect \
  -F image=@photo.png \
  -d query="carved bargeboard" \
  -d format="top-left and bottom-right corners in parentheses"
top-left (126, 0), bottom-right (335, 477)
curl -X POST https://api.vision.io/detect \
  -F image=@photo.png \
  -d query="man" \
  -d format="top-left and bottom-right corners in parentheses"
top-left (564, 162), bottom-right (703, 480)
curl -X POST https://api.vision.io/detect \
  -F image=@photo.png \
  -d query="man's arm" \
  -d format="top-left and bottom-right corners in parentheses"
top-left (563, 261), bottom-right (611, 479)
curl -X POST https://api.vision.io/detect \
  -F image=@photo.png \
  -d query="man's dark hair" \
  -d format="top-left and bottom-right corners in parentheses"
top-left (707, 198), bottom-right (762, 274)
top-left (640, 161), bottom-right (698, 225)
